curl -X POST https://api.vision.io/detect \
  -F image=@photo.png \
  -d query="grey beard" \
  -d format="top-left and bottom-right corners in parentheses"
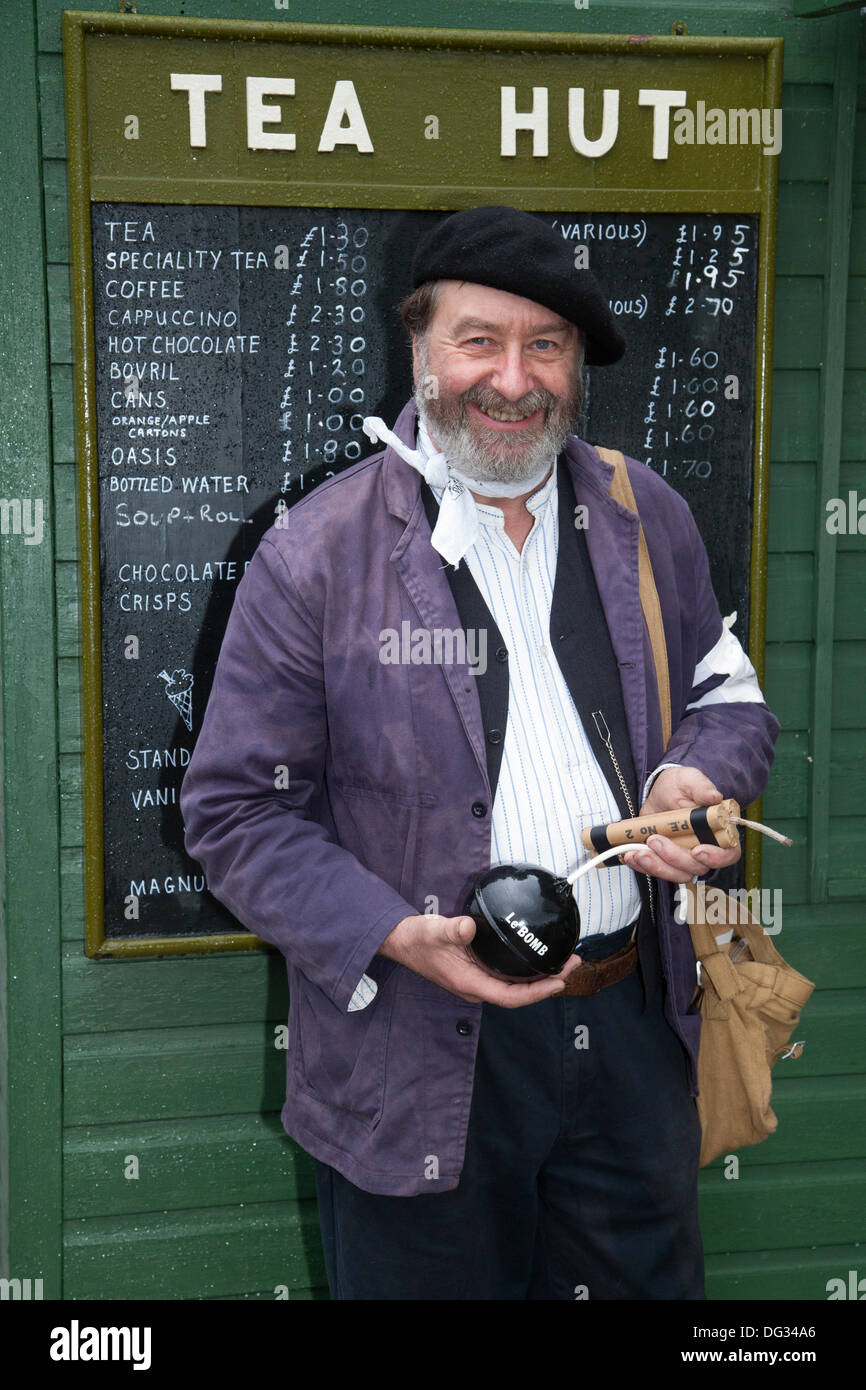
top-left (413, 348), bottom-right (583, 487)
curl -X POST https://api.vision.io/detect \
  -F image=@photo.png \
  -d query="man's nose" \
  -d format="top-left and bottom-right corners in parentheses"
top-left (488, 346), bottom-right (534, 400)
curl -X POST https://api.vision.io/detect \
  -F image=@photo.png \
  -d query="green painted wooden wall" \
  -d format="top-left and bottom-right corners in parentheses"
top-left (1, 0), bottom-right (863, 1301)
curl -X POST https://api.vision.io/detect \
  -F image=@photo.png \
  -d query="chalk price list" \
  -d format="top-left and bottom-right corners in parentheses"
top-left (645, 220), bottom-right (754, 480)
top-left (275, 217), bottom-right (371, 512)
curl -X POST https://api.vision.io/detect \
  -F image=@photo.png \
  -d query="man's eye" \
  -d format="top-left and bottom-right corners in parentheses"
top-left (467, 336), bottom-right (491, 346)
top-left (533, 339), bottom-right (557, 351)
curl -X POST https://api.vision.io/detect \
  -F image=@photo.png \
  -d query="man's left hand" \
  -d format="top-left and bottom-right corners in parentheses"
top-left (620, 765), bottom-right (741, 883)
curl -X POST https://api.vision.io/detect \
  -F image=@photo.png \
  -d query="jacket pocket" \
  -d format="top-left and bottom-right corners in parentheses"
top-left (329, 780), bottom-right (426, 908)
top-left (290, 965), bottom-right (395, 1129)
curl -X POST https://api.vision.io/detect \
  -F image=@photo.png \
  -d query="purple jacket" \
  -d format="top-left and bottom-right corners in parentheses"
top-left (180, 399), bottom-right (780, 1196)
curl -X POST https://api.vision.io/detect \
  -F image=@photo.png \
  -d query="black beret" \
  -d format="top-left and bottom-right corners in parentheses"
top-left (410, 205), bottom-right (625, 366)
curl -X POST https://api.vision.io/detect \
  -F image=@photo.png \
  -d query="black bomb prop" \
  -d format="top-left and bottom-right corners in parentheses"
top-left (463, 845), bottom-right (628, 980)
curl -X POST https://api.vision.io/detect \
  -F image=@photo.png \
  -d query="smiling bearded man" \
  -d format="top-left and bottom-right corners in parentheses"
top-left (180, 204), bottom-right (781, 1300)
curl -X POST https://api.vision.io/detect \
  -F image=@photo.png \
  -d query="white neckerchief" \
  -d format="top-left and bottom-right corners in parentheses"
top-left (362, 414), bottom-right (554, 568)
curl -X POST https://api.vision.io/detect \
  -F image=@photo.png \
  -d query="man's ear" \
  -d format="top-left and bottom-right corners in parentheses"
top-left (411, 335), bottom-right (421, 388)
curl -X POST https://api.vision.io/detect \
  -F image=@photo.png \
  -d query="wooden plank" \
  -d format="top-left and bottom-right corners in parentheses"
top-left (62, 941), bottom-right (283, 1033)
top-left (36, 52), bottom-right (65, 158)
top-left (63, 1024), bottom-right (289, 1124)
top-left (838, 458), bottom-right (866, 489)
top-left (57, 658), bottom-right (82, 752)
top-left (834, 553), bottom-right (865, 637)
top-left (705, 1242), bottom-right (866, 1300)
top-left (61, 846), bottom-right (85, 942)
top-left (43, 158), bottom-right (69, 263)
top-left (53, 464), bottom-right (78, 564)
top-left (756, 820), bottom-right (809, 902)
top-left (63, 1200), bottom-right (326, 1300)
top-left (768, 371), bottom-right (820, 461)
top-left (699, 1159), bottom-right (866, 1255)
top-left (766, 554), bottom-right (815, 640)
top-left (761, 824), bottom-right (866, 905)
top-left (763, 642), bottom-right (811, 728)
top-left (46, 262), bottom-right (71, 364)
top-left (842, 368), bottom-right (866, 459)
top-left (781, 81), bottom-right (833, 112)
top-left (50, 363), bottom-right (74, 463)
top-left (761, 731), bottom-right (808, 813)
top-left (59, 751), bottom-right (83, 848)
top-left (0, 0), bottom-right (64, 1298)
top-left (832, 643), bottom-right (866, 725)
top-left (768, 463), bottom-right (816, 552)
top-left (776, 183), bottom-right (830, 275)
top-left (772, 278), bottom-right (823, 369)
top-left (829, 735), bottom-right (866, 812)
top-left (852, 206), bottom-right (866, 273)
top-left (63, 1113), bottom-right (315, 1217)
top-left (778, 99), bottom-right (834, 184)
top-left (756, 759), bottom-right (865, 834)
top-left (827, 818), bottom-right (866, 895)
top-left (846, 277), bottom-right (866, 368)
top-left (55, 559), bottom-right (79, 658)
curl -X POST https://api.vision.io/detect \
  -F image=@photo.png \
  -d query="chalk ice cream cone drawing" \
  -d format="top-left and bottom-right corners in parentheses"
top-left (158, 668), bottom-right (194, 731)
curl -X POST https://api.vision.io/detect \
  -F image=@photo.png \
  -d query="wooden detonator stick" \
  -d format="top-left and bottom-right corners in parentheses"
top-left (581, 799), bottom-right (793, 857)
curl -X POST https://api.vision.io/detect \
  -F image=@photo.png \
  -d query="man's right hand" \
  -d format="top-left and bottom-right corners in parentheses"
top-left (378, 912), bottom-right (584, 1007)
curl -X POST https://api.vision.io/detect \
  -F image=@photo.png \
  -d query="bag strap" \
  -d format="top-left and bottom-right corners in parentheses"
top-left (595, 446), bottom-right (672, 749)
top-left (595, 446), bottom-right (709, 961)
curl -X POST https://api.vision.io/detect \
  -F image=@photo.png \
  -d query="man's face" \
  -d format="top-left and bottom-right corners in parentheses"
top-left (412, 280), bottom-right (584, 486)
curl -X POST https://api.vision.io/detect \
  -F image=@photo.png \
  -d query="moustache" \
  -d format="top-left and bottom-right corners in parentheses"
top-left (460, 383), bottom-right (558, 421)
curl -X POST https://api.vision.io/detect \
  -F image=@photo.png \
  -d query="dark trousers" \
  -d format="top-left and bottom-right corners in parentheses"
top-left (314, 928), bottom-right (705, 1301)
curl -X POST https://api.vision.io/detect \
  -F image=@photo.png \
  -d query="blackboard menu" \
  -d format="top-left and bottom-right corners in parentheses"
top-left (90, 204), bottom-right (758, 942)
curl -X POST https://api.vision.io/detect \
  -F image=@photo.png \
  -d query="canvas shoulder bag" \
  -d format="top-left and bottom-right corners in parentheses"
top-left (596, 445), bottom-right (815, 1167)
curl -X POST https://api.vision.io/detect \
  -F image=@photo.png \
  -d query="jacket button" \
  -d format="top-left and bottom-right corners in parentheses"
top-left (487, 728), bottom-right (503, 745)
top-left (471, 801), bottom-right (487, 818)
top-left (495, 647), bottom-right (508, 663)
top-left (456, 1019), bottom-right (473, 1036)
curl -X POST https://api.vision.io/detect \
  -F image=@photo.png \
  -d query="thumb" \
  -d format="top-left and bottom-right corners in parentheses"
top-left (444, 914), bottom-right (477, 945)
